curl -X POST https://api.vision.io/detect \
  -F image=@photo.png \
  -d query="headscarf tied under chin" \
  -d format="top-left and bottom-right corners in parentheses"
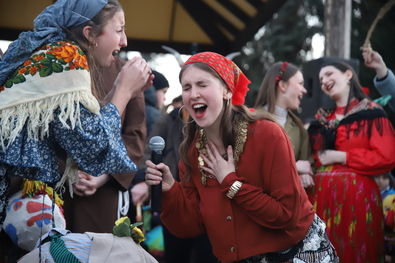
top-left (182, 52), bottom-right (250, 105)
top-left (0, 0), bottom-right (108, 87)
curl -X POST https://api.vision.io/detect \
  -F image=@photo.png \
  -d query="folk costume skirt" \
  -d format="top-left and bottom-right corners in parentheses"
top-left (308, 169), bottom-right (385, 263)
top-left (226, 214), bottom-right (338, 263)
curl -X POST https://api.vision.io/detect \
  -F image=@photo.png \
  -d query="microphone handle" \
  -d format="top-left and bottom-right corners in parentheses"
top-left (151, 151), bottom-right (162, 211)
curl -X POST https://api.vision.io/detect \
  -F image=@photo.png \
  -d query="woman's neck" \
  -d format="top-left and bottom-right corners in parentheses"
top-left (203, 127), bottom-right (226, 156)
top-left (335, 96), bottom-right (354, 108)
top-left (264, 104), bottom-right (287, 127)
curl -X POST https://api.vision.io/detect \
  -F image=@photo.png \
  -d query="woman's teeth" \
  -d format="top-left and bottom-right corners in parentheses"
top-left (193, 104), bottom-right (206, 109)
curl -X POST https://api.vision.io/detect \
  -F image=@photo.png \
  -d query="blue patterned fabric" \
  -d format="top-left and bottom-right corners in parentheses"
top-left (0, 103), bottom-right (137, 226)
top-left (0, 0), bottom-right (108, 86)
top-left (0, 103), bottom-right (136, 182)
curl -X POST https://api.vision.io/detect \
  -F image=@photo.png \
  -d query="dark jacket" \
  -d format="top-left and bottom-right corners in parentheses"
top-left (144, 85), bottom-right (161, 136)
top-left (133, 107), bottom-right (184, 183)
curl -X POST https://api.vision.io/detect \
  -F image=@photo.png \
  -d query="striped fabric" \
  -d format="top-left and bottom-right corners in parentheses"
top-left (49, 232), bottom-right (81, 263)
top-left (38, 229), bottom-right (91, 263)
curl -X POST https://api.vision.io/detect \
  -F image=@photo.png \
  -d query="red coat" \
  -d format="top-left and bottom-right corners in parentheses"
top-left (161, 119), bottom-right (315, 262)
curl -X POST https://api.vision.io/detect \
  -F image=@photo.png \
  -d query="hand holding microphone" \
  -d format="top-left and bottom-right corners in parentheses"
top-left (149, 136), bottom-right (165, 211)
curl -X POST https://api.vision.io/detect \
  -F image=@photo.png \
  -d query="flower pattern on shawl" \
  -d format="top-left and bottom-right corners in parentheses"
top-left (314, 99), bottom-right (381, 130)
top-left (1, 41), bottom-right (89, 91)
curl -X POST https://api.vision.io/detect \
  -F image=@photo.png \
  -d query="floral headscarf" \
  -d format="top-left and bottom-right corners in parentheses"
top-left (0, 0), bottom-right (108, 87)
top-left (182, 52), bottom-right (250, 105)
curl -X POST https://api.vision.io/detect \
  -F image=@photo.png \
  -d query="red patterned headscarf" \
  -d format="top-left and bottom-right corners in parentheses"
top-left (182, 52), bottom-right (250, 105)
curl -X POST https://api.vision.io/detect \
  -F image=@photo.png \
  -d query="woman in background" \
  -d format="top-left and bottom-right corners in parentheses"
top-left (308, 60), bottom-right (395, 262)
top-left (254, 61), bottom-right (314, 189)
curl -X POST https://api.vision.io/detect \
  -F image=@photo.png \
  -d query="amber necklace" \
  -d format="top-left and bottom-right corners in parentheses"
top-left (196, 119), bottom-right (248, 186)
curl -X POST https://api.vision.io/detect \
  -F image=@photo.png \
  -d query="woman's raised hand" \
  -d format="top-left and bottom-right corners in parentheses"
top-left (111, 57), bottom-right (154, 115)
top-left (116, 57), bottom-right (153, 99)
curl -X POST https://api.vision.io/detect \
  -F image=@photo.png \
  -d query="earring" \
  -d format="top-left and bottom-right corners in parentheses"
top-left (227, 99), bottom-right (231, 107)
top-left (178, 105), bottom-right (195, 124)
top-left (283, 94), bottom-right (287, 98)
top-left (347, 79), bottom-right (350, 86)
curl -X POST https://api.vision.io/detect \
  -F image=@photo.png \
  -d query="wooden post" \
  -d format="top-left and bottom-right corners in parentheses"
top-left (323, 0), bottom-right (351, 58)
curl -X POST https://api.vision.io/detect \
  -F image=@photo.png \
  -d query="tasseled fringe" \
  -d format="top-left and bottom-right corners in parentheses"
top-left (55, 155), bottom-right (79, 198)
top-left (55, 156), bottom-right (78, 197)
top-left (21, 179), bottom-right (64, 208)
top-left (0, 90), bottom-right (100, 152)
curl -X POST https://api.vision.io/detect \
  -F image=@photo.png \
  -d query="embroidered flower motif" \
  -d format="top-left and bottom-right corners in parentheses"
top-left (1, 41), bottom-right (89, 91)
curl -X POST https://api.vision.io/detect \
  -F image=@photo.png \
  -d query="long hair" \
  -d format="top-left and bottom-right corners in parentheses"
top-left (179, 63), bottom-right (275, 181)
top-left (253, 62), bottom-right (305, 132)
top-left (320, 61), bottom-right (369, 114)
top-left (66, 0), bottom-right (123, 99)
top-left (254, 62), bottom-right (299, 112)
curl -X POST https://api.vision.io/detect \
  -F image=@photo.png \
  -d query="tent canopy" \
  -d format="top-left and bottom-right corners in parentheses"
top-left (0, 0), bottom-right (287, 55)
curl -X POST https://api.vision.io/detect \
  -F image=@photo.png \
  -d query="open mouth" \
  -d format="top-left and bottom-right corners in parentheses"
top-left (193, 103), bottom-right (207, 116)
top-left (326, 84), bottom-right (334, 91)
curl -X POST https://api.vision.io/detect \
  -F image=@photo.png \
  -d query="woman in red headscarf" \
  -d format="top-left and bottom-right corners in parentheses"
top-left (145, 52), bottom-right (338, 263)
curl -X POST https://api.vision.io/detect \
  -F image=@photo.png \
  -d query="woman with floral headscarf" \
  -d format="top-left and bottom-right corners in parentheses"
top-left (0, 0), bottom-right (153, 231)
top-left (145, 52), bottom-right (338, 263)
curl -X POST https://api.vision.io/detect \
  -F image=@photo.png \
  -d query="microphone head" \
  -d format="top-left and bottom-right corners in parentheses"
top-left (149, 136), bottom-right (165, 152)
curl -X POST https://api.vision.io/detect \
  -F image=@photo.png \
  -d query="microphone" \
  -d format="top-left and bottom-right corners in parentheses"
top-left (149, 136), bottom-right (165, 211)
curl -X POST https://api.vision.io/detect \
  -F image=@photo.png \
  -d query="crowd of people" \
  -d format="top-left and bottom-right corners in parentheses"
top-left (0, 0), bottom-right (394, 262)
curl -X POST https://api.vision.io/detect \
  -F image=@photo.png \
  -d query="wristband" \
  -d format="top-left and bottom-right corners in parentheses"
top-left (226, 180), bottom-right (243, 199)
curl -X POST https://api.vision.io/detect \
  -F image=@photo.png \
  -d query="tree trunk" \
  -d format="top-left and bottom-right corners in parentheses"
top-left (324, 0), bottom-right (351, 58)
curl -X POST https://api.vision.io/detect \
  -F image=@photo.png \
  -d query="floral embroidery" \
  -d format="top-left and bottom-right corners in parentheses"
top-left (1, 41), bottom-right (89, 91)
top-left (314, 98), bottom-right (381, 130)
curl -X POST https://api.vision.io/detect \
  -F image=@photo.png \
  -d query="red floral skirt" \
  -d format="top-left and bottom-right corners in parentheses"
top-left (308, 169), bottom-right (384, 263)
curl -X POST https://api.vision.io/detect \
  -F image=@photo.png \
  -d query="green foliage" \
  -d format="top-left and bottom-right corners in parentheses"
top-left (113, 216), bottom-right (145, 243)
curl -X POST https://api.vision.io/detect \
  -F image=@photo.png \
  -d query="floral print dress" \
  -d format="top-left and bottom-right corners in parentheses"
top-left (307, 99), bottom-right (395, 263)
top-left (0, 41), bottom-right (136, 226)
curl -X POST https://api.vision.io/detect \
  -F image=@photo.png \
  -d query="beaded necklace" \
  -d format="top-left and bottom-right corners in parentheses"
top-left (196, 119), bottom-right (248, 186)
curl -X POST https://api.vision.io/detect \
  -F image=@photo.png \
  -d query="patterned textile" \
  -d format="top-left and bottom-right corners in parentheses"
top-left (0, 41), bottom-right (137, 227)
top-left (182, 52), bottom-right (250, 105)
top-left (47, 232), bottom-right (81, 263)
top-left (0, 0), bottom-right (108, 86)
top-left (307, 99), bottom-right (395, 262)
top-left (17, 228), bottom-right (158, 263)
top-left (36, 229), bottom-right (91, 263)
top-left (239, 215), bottom-right (338, 263)
top-left (308, 169), bottom-right (384, 262)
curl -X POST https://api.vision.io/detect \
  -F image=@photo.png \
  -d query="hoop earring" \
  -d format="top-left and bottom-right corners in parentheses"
top-left (178, 105), bottom-right (195, 124)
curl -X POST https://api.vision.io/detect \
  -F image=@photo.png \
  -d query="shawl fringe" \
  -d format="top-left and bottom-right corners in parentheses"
top-left (56, 155), bottom-right (79, 197)
top-left (0, 90), bottom-right (100, 152)
top-left (309, 109), bottom-right (393, 151)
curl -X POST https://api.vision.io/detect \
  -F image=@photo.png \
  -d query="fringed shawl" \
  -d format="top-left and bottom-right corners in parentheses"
top-left (308, 99), bottom-right (390, 151)
top-left (0, 40), bottom-right (100, 189)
